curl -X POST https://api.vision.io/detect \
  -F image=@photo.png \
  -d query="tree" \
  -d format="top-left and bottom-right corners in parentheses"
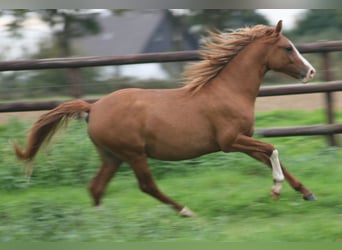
top-left (0, 9), bottom-right (102, 98)
top-left (1, 10), bottom-right (102, 56)
top-left (24, 37), bottom-right (100, 98)
top-left (291, 10), bottom-right (342, 40)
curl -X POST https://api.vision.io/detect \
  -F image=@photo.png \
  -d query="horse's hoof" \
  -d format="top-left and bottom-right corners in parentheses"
top-left (303, 193), bottom-right (317, 201)
top-left (179, 206), bottom-right (197, 217)
top-left (271, 191), bottom-right (280, 200)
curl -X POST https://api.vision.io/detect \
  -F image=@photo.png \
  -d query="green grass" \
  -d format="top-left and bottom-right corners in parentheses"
top-left (0, 110), bottom-right (341, 242)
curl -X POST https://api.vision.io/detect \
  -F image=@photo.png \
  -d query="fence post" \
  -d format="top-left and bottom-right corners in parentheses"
top-left (322, 52), bottom-right (338, 146)
top-left (67, 68), bottom-right (82, 99)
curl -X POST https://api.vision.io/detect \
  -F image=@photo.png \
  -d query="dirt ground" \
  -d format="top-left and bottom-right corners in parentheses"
top-left (255, 91), bottom-right (342, 112)
top-left (1, 92), bottom-right (342, 124)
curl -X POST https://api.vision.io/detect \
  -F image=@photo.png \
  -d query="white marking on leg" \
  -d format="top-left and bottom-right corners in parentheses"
top-left (269, 149), bottom-right (284, 194)
top-left (272, 181), bottom-right (283, 194)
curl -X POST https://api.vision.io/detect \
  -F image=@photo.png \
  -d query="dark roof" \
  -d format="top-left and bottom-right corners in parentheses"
top-left (72, 10), bottom-right (197, 57)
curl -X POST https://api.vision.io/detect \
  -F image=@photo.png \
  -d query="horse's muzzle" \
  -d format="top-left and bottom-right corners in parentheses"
top-left (302, 67), bottom-right (316, 83)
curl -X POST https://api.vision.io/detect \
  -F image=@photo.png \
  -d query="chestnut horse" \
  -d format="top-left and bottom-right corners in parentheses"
top-left (15, 21), bottom-right (316, 217)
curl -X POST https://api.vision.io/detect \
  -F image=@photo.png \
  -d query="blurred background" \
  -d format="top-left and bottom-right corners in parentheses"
top-left (0, 9), bottom-right (341, 100)
top-left (0, 10), bottom-right (341, 242)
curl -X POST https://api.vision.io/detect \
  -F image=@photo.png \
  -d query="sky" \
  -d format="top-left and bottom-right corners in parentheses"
top-left (256, 9), bottom-right (306, 30)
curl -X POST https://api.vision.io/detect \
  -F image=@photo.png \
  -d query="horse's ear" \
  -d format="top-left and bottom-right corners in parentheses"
top-left (275, 20), bottom-right (283, 34)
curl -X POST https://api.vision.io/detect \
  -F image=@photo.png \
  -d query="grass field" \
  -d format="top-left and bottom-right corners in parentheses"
top-left (0, 110), bottom-right (341, 242)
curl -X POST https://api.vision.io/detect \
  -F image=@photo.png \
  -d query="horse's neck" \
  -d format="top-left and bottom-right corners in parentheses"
top-left (211, 44), bottom-right (268, 102)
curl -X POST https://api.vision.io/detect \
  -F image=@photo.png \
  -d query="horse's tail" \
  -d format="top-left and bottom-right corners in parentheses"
top-left (14, 100), bottom-right (92, 176)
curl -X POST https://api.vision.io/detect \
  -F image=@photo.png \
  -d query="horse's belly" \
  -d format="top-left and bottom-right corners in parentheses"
top-left (145, 135), bottom-right (220, 161)
top-left (146, 148), bottom-right (219, 161)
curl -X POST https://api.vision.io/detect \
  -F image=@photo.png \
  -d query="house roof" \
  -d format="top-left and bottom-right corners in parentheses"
top-left (72, 10), bottom-right (174, 57)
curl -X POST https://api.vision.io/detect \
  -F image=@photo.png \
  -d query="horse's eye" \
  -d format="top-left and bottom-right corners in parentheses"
top-left (285, 46), bottom-right (293, 53)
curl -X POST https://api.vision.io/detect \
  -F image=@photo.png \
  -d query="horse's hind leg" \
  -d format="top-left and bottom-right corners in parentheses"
top-left (128, 155), bottom-right (196, 217)
top-left (281, 164), bottom-right (316, 200)
top-left (248, 152), bottom-right (316, 200)
top-left (231, 134), bottom-right (315, 200)
top-left (88, 153), bottom-right (122, 206)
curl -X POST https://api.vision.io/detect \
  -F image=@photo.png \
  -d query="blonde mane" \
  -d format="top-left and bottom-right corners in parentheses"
top-left (182, 24), bottom-right (279, 93)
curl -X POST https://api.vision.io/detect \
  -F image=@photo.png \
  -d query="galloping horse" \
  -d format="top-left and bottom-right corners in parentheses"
top-left (15, 21), bottom-right (316, 217)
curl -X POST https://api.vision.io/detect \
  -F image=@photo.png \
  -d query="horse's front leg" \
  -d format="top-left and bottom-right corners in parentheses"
top-left (229, 134), bottom-right (316, 200)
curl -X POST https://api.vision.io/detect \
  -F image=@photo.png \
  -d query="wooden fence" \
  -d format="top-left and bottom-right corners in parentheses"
top-left (1, 40), bottom-right (342, 145)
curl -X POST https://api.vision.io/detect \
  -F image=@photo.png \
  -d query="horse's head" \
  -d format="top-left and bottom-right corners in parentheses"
top-left (265, 20), bottom-right (315, 83)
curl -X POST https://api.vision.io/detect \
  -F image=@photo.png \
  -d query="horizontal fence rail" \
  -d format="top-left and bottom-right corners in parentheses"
top-left (1, 81), bottom-right (342, 113)
top-left (0, 99), bottom-right (96, 112)
top-left (0, 40), bottom-right (341, 71)
top-left (256, 124), bottom-right (342, 137)
top-left (0, 51), bottom-right (200, 71)
top-left (259, 81), bottom-right (342, 96)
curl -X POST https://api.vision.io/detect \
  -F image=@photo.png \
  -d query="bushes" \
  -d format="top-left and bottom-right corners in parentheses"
top-left (0, 119), bottom-right (95, 190)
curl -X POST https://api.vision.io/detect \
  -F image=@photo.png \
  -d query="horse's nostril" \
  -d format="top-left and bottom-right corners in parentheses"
top-left (310, 69), bottom-right (316, 77)
top-left (302, 68), bottom-right (316, 83)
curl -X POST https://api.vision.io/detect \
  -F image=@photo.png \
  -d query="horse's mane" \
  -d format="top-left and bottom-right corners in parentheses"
top-left (182, 24), bottom-right (279, 93)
